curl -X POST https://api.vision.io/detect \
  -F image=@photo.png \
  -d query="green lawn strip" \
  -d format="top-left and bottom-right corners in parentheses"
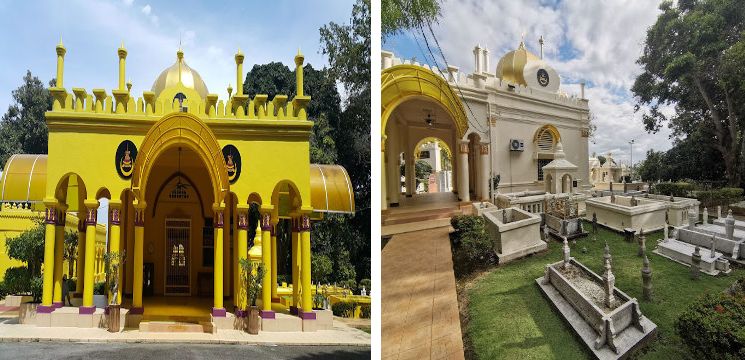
top-left (464, 222), bottom-right (744, 360)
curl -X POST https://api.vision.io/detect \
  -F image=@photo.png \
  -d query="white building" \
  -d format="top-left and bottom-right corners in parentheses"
top-left (382, 40), bottom-right (591, 209)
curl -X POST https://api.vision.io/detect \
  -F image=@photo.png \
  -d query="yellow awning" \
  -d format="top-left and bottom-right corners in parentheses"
top-left (0, 154), bottom-right (47, 205)
top-left (310, 164), bottom-right (355, 214)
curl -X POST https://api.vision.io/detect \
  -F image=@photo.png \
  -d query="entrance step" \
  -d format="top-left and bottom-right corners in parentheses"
top-left (382, 206), bottom-right (462, 226)
top-left (139, 320), bottom-right (215, 333)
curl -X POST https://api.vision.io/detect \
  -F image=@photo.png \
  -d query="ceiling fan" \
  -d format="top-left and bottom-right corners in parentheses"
top-left (174, 147), bottom-right (191, 191)
top-left (424, 112), bottom-right (435, 127)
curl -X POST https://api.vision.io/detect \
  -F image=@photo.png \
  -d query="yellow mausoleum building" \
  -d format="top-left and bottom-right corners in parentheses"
top-left (7, 41), bottom-right (354, 332)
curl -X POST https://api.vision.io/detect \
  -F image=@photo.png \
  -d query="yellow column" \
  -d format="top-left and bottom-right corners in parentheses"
top-left (259, 206), bottom-right (275, 318)
top-left (75, 221), bottom-right (85, 294)
top-left (109, 200), bottom-right (123, 305)
top-left (212, 203), bottom-right (226, 316)
top-left (132, 201), bottom-right (146, 313)
top-left (236, 205), bottom-right (249, 313)
top-left (117, 43), bottom-right (127, 91)
top-left (81, 199), bottom-right (99, 314)
top-left (40, 199), bottom-right (58, 312)
top-left (291, 217), bottom-right (300, 313)
top-left (235, 50), bottom-right (244, 96)
top-left (56, 40), bottom-right (65, 87)
top-left (299, 214), bottom-right (313, 317)
top-left (271, 224), bottom-right (278, 301)
top-left (295, 49), bottom-right (304, 96)
top-left (52, 205), bottom-right (67, 307)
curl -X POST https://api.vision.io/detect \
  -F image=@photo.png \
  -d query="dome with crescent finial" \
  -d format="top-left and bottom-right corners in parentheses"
top-left (496, 41), bottom-right (560, 92)
top-left (151, 49), bottom-right (209, 99)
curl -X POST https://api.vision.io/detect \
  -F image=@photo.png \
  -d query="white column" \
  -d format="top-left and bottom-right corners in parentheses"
top-left (480, 143), bottom-right (490, 201)
top-left (388, 129), bottom-right (400, 205)
top-left (405, 150), bottom-right (415, 197)
top-left (458, 140), bottom-right (470, 202)
top-left (381, 137), bottom-right (388, 211)
top-left (473, 141), bottom-right (481, 200)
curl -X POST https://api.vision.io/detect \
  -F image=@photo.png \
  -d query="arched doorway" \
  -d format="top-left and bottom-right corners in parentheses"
top-left (381, 65), bottom-right (470, 210)
top-left (128, 112), bottom-right (229, 316)
top-left (411, 137), bottom-right (454, 194)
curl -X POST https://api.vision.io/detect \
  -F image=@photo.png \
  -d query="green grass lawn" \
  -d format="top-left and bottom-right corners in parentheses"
top-left (464, 223), bottom-right (744, 359)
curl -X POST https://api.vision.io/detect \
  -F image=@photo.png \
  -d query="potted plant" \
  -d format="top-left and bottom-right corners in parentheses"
top-left (239, 258), bottom-right (265, 335)
top-left (103, 250), bottom-right (126, 332)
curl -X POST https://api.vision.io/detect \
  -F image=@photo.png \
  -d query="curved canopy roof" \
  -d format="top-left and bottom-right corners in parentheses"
top-left (0, 154), bottom-right (46, 204)
top-left (310, 164), bottom-right (355, 214)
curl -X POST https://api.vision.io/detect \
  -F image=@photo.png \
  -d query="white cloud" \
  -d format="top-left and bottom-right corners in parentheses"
top-left (401, 0), bottom-right (670, 164)
top-left (122, 0), bottom-right (133, 6)
top-left (141, 4), bottom-right (150, 15)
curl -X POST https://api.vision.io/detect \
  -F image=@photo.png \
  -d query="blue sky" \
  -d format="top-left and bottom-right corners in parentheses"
top-left (0, 0), bottom-right (354, 223)
top-left (0, 0), bottom-right (353, 113)
top-left (383, 0), bottom-right (674, 166)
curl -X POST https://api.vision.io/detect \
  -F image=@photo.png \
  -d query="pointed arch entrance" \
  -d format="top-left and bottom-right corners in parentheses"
top-left (126, 112), bottom-right (230, 315)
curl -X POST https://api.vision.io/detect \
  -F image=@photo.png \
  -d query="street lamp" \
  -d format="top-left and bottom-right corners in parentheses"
top-left (628, 139), bottom-right (635, 181)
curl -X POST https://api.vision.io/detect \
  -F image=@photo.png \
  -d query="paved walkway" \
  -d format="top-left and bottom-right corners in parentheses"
top-left (382, 227), bottom-right (464, 360)
top-left (0, 315), bottom-right (370, 346)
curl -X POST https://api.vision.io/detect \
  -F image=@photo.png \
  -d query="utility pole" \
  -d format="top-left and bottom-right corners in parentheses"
top-left (629, 139), bottom-right (635, 181)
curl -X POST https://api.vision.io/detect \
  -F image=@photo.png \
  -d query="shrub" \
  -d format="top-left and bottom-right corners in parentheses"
top-left (313, 293), bottom-right (326, 310)
top-left (277, 274), bottom-right (289, 285)
top-left (676, 286), bottom-right (745, 359)
top-left (0, 281), bottom-right (7, 301)
top-left (3, 266), bottom-right (32, 296)
top-left (93, 281), bottom-right (106, 295)
top-left (360, 304), bottom-right (371, 319)
top-left (654, 182), bottom-right (694, 197)
top-left (331, 301), bottom-right (356, 317)
top-left (29, 276), bottom-right (42, 303)
top-left (450, 215), bottom-right (495, 276)
top-left (695, 187), bottom-right (744, 208)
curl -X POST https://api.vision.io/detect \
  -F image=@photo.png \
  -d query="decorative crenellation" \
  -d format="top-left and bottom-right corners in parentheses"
top-left (48, 46), bottom-right (310, 121)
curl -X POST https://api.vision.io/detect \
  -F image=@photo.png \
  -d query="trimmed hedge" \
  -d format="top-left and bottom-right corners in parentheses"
top-left (450, 215), bottom-right (495, 277)
top-left (676, 280), bottom-right (745, 359)
top-left (695, 187), bottom-right (744, 208)
top-left (3, 266), bottom-right (31, 296)
top-left (0, 281), bottom-right (6, 301)
top-left (332, 301), bottom-right (356, 317)
top-left (653, 182), bottom-right (694, 197)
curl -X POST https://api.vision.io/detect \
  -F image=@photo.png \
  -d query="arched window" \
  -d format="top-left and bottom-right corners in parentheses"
top-left (534, 125), bottom-right (559, 152)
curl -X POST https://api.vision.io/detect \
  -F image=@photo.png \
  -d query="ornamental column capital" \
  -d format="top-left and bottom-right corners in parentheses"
top-left (459, 141), bottom-right (470, 154)
top-left (213, 203), bottom-right (226, 229)
top-left (83, 199), bottom-right (99, 226)
top-left (299, 214), bottom-right (311, 232)
top-left (480, 143), bottom-right (489, 155)
top-left (236, 204), bottom-right (250, 230)
top-left (259, 205), bottom-right (275, 231)
top-left (133, 200), bottom-right (146, 227)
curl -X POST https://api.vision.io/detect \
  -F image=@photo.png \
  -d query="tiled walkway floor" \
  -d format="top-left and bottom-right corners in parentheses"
top-left (382, 227), bottom-right (464, 360)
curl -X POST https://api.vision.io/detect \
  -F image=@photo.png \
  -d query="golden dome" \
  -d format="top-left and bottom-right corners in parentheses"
top-left (495, 41), bottom-right (541, 86)
top-left (151, 50), bottom-right (209, 99)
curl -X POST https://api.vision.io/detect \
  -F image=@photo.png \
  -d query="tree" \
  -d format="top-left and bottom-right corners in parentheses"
top-left (382, 0), bottom-right (442, 40)
top-left (597, 155), bottom-right (607, 166)
top-left (5, 220), bottom-right (45, 277)
top-left (319, 0), bottom-right (372, 284)
top-left (632, 0), bottom-right (745, 186)
top-left (415, 159), bottom-right (433, 191)
top-left (0, 71), bottom-right (54, 168)
top-left (62, 229), bottom-right (77, 280)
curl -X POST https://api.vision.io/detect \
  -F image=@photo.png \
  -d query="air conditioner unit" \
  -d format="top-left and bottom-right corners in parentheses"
top-left (509, 139), bottom-right (525, 151)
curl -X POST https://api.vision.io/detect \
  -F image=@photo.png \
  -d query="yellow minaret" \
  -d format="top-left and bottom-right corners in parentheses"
top-left (117, 42), bottom-right (127, 91)
top-left (55, 38), bottom-right (66, 87)
top-left (294, 49), bottom-right (304, 96)
top-left (235, 49), bottom-right (244, 96)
